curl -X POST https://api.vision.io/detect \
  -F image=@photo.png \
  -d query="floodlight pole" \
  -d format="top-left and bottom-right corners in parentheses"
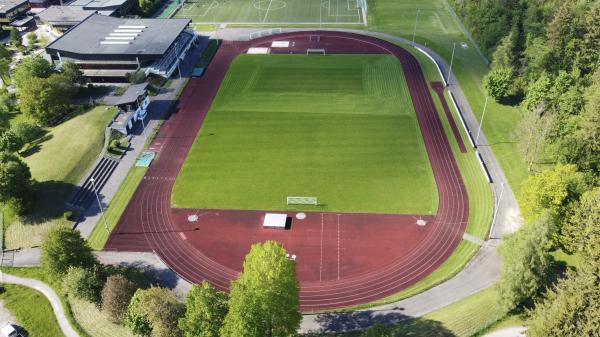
top-left (489, 182), bottom-right (505, 240)
top-left (475, 96), bottom-right (488, 146)
top-left (412, 8), bottom-right (420, 44)
top-left (90, 178), bottom-right (109, 233)
top-left (447, 42), bottom-right (456, 85)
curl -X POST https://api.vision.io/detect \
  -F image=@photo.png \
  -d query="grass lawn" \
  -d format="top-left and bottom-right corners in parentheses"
top-left (173, 54), bottom-right (438, 214)
top-left (5, 106), bottom-right (117, 250)
top-left (0, 284), bottom-right (63, 337)
top-left (69, 297), bottom-right (137, 337)
top-left (87, 167), bottom-right (147, 250)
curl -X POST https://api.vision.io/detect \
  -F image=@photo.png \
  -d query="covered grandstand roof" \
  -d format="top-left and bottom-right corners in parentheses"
top-left (46, 14), bottom-right (191, 57)
top-left (69, 0), bottom-right (128, 9)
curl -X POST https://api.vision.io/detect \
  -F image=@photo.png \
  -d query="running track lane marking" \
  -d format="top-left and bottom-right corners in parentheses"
top-left (337, 213), bottom-right (340, 280)
top-left (320, 213), bottom-right (324, 282)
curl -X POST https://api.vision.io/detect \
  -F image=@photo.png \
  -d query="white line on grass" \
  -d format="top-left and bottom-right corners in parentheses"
top-left (262, 0), bottom-right (275, 22)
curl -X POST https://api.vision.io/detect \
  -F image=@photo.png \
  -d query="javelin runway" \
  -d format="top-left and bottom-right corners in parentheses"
top-left (105, 31), bottom-right (469, 311)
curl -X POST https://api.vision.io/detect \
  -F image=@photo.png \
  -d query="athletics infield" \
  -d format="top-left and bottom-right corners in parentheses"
top-left (105, 31), bottom-right (469, 311)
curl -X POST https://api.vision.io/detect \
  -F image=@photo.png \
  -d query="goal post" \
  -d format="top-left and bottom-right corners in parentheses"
top-left (306, 48), bottom-right (326, 55)
top-left (287, 197), bottom-right (318, 205)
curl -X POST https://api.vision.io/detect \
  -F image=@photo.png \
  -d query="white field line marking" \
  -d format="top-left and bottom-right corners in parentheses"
top-left (320, 213), bottom-right (324, 282)
top-left (262, 0), bottom-right (275, 23)
top-left (337, 214), bottom-right (340, 280)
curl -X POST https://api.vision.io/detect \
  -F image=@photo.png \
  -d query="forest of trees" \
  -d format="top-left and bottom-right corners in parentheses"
top-left (449, 0), bottom-right (599, 335)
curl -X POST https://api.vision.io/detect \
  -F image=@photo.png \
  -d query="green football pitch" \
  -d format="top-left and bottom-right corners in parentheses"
top-left (174, 0), bottom-right (365, 24)
top-left (172, 54), bottom-right (438, 214)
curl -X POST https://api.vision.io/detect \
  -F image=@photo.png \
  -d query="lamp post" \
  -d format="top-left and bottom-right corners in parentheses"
top-left (90, 178), bottom-right (109, 233)
top-left (475, 96), bottom-right (489, 146)
top-left (412, 8), bottom-right (420, 44)
top-left (447, 42), bottom-right (456, 85)
top-left (490, 182), bottom-right (505, 240)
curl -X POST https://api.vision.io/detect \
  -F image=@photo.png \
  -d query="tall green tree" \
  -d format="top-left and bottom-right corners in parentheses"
top-left (40, 227), bottom-right (98, 278)
top-left (63, 265), bottom-right (106, 304)
top-left (527, 260), bottom-right (600, 337)
top-left (519, 164), bottom-right (585, 223)
top-left (179, 281), bottom-right (228, 337)
top-left (18, 74), bottom-right (73, 125)
top-left (12, 56), bottom-right (54, 90)
top-left (0, 151), bottom-right (32, 213)
top-left (561, 187), bottom-right (600, 258)
top-left (497, 215), bottom-right (553, 310)
top-left (221, 241), bottom-right (301, 337)
top-left (483, 67), bottom-right (513, 102)
top-left (126, 287), bottom-right (184, 337)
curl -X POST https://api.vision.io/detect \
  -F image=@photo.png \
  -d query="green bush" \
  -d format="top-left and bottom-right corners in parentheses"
top-left (63, 210), bottom-right (74, 220)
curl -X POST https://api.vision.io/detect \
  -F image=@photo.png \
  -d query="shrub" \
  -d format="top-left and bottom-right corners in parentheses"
top-left (63, 210), bottom-right (74, 220)
top-left (101, 275), bottom-right (138, 323)
top-left (63, 265), bottom-right (106, 304)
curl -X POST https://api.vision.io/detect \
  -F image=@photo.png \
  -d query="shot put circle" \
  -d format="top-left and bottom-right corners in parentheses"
top-left (253, 0), bottom-right (286, 11)
top-left (296, 212), bottom-right (307, 220)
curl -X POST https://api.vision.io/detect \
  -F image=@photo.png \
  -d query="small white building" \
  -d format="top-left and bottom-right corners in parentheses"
top-left (263, 213), bottom-right (288, 229)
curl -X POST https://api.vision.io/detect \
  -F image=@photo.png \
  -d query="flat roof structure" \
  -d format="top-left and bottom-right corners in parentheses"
top-left (37, 5), bottom-right (95, 25)
top-left (69, 0), bottom-right (126, 9)
top-left (0, 0), bottom-right (28, 15)
top-left (263, 213), bottom-right (288, 229)
top-left (46, 14), bottom-right (191, 59)
top-left (112, 82), bottom-right (148, 105)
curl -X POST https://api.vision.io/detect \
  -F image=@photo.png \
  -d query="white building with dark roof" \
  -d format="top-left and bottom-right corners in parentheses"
top-left (45, 14), bottom-right (197, 83)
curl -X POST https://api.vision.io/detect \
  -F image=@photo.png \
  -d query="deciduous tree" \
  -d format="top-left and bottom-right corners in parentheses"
top-left (0, 152), bottom-right (32, 214)
top-left (221, 241), bottom-right (301, 337)
top-left (497, 215), bottom-right (553, 310)
top-left (483, 67), bottom-right (513, 102)
top-left (101, 275), bottom-right (138, 323)
top-left (40, 227), bottom-right (98, 278)
top-left (63, 265), bottom-right (106, 304)
top-left (179, 281), bottom-right (228, 337)
top-left (527, 260), bottom-right (600, 337)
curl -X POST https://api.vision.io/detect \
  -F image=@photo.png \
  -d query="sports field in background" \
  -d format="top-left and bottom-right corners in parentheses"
top-left (174, 0), bottom-right (365, 24)
top-left (172, 54), bottom-right (438, 214)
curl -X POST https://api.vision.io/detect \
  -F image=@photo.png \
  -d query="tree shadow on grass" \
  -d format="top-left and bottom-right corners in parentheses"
top-left (23, 180), bottom-right (77, 223)
top-left (305, 310), bottom-right (456, 337)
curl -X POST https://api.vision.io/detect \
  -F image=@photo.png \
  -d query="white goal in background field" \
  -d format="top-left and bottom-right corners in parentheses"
top-left (287, 197), bottom-right (318, 205)
top-left (306, 48), bottom-right (326, 55)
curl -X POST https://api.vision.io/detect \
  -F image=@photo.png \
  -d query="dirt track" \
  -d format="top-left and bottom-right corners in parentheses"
top-left (105, 31), bottom-right (469, 311)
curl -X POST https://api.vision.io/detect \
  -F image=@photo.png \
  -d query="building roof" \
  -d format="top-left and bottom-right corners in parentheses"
top-left (46, 14), bottom-right (191, 57)
top-left (69, 0), bottom-right (128, 9)
top-left (37, 6), bottom-right (96, 25)
top-left (113, 82), bottom-right (148, 105)
top-left (0, 0), bottom-right (28, 14)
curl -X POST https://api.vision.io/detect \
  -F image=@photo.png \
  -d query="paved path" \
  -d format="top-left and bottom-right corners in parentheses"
top-left (0, 272), bottom-right (77, 337)
top-left (72, 41), bottom-right (207, 239)
top-left (483, 327), bottom-right (527, 337)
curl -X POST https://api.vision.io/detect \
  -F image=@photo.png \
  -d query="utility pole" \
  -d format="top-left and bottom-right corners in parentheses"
top-left (90, 178), bottom-right (109, 233)
top-left (447, 42), bottom-right (456, 85)
top-left (412, 9), bottom-right (420, 44)
top-left (475, 96), bottom-right (488, 146)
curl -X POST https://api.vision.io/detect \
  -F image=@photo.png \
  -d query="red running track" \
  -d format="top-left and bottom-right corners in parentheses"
top-left (105, 31), bottom-right (469, 311)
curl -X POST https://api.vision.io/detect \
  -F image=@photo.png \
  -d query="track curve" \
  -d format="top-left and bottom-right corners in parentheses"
top-left (106, 31), bottom-right (469, 311)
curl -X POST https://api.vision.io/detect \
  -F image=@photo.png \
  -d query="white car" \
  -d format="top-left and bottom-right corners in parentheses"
top-left (0, 322), bottom-right (23, 337)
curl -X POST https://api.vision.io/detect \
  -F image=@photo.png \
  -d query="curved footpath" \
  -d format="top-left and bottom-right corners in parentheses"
top-left (0, 272), bottom-right (79, 337)
top-left (4, 28), bottom-right (522, 334)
